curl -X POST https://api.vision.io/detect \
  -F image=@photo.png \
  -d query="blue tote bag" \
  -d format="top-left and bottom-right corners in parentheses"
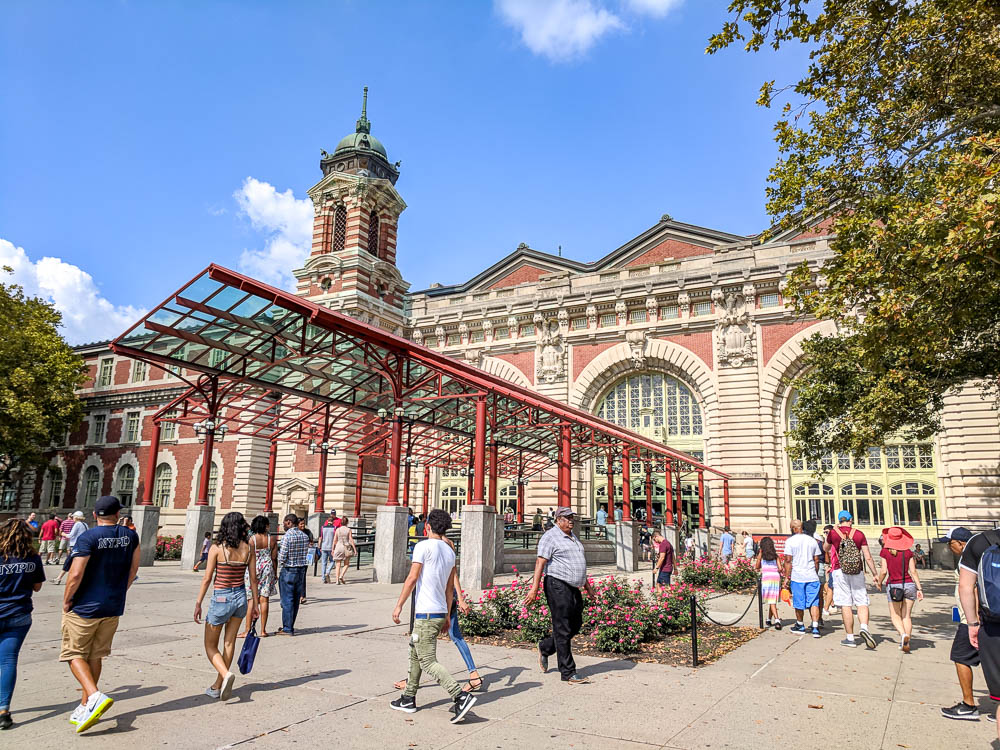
top-left (237, 620), bottom-right (260, 675)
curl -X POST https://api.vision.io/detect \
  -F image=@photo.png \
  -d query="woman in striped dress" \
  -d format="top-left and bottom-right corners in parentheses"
top-left (755, 536), bottom-right (782, 630)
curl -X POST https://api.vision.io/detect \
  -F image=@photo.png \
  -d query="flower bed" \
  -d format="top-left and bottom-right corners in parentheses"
top-left (677, 556), bottom-right (758, 591)
top-left (155, 535), bottom-right (184, 560)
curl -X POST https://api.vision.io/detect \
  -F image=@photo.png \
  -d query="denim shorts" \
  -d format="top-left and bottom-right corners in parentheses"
top-left (206, 586), bottom-right (247, 626)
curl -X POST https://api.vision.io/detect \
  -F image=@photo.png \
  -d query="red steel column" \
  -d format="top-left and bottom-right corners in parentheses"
top-left (645, 461), bottom-right (653, 525)
top-left (264, 441), bottom-right (277, 513)
top-left (621, 447), bottom-right (632, 521)
top-left (196, 427), bottom-right (215, 506)
top-left (723, 478), bottom-right (731, 529)
top-left (516, 481), bottom-right (525, 523)
top-left (557, 423), bottom-right (572, 508)
top-left (422, 465), bottom-right (430, 516)
top-left (605, 449), bottom-right (615, 525)
top-left (386, 417), bottom-right (403, 506)
top-left (315, 447), bottom-right (328, 513)
top-left (488, 442), bottom-right (498, 510)
top-left (472, 398), bottom-right (486, 504)
top-left (402, 461), bottom-right (411, 507)
top-left (141, 421), bottom-right (160, 505)
top-left (663, 462), bottom-right (674, 525)
top-left (697, 469), bottom-right (706, 529)
top-left (353, 457), bottom-right (364, 517)
top-left (675, 468), bottom-right (684, 529)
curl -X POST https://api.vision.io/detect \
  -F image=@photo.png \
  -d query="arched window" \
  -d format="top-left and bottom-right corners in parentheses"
top-left (889, 481), bottom-right (937, 527)
top-left (792, 482), bottom-right (835, 525)
top-left (840, 482), bottom-right (884, 527)
top-left (367, 210), bottom-right (380, 257)
top-left (154, 463), bottom-right (173, 507)
top-left (196, 462), bottom-right (220, 506)
top-left (0, 483), bottom-right (16, 511)
top-left (83, 466), bottom-right (100, 506)
top-left (333, 205), bottom-right (347, 253)
top-left (116, 465), bottom-right (136, 506)
top-left (48, 467), bottom-right (64, 507)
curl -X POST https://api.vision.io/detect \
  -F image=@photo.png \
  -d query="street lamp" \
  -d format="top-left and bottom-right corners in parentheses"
top-left (194, 420), bottom-right (228, 443)
top-left (307, 440), bottom-right (338, 455)
top-left (403, 456), bottom-right (421, 467)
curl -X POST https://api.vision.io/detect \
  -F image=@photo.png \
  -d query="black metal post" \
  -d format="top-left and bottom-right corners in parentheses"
top-left (690, 594), bottom-right (699, 667)
top-left (757, 574), bottom-right (765, 629)
top-left (408, 587), bottom-right (416, 635)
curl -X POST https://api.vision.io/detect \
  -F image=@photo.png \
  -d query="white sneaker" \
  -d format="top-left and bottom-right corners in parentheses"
top-left (76, 691), bottom-right (113, 734)
top-left (205, 687), bottom-right (221, 699)
top-left (220, 672), bottom-right (236, 701)
top-left (68, 704), bottom-right (86, 726)
top-left (822, 610), bottom-right (830, 618)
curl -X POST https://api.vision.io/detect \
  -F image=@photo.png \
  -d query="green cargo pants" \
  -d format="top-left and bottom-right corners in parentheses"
top-left (404, 616), bottom-right (461, 699)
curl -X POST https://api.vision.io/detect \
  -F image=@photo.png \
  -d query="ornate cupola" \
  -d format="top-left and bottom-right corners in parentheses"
top-left (319, 87), bottom-right (400, 185)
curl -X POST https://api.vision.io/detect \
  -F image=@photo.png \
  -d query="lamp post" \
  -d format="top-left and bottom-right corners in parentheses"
top-left (307, 438), bottom-right (338, 513)
top-left (193, 419), bottom-right (227, 506)
top-left (402, 455), bottom-right (420, 508)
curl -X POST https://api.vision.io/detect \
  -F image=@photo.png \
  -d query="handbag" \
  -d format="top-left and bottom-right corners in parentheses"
top-left (237, 619), bottom-right (260, 675)
top-left (889, 585), bottom-right (905, 602)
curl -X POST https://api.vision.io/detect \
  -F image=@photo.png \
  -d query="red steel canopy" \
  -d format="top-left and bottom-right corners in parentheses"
top-left (111, 264), bottom-right (729, 517)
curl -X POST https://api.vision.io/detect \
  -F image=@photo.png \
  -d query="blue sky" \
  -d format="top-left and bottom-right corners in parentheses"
top-left (0, 1), bottom-right (803, 343)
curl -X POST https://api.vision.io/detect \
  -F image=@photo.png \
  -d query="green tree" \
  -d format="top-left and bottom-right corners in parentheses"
top-left (709, 1), bottom-right (1000, 459)
top-left (0, 268), bottom-right (87, 485)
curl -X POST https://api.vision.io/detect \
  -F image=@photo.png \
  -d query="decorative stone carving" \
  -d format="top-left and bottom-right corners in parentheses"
top-left (586, 304), bottom-right (597, 327)
top-left (434, 325), bottom-right (445, 340)
top-left (412, 328), bottom-right (424, 345)
top-left (464, 348), bottom-right (484, 368)
top-left (458, 322), bottom-right (469, 339)
top-left (557, 309), bottom-right (569, 328)
top-left (714, 287), bottom-right (756, 368)
top-left (482, 319), bottom-right (493, 338)
top-left (742, 283), bottom-right (756, 309)
top-left (615, 301), bottom-right (627, 322)
top-left (506, 315), bottom-right (518, 331)
top-left (778, 277), bottom-right (790, 294)
top-left (535, 319), bottom-right (565, 384)
top-left (677, 292), bottom-right (690, 308)
top-left (815, 274), bottom-right (829, 292)
top-left (532, 312), bottom-right (544, 331)
top-left (645, 296), bottom-right (658, 318)
top-left (626, 330), bottom-right (647, 369)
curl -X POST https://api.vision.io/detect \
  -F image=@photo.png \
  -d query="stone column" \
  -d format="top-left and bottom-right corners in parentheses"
top-left (459, 504), bottom-right (496, 592)
top-left (615, 520), bottom-right (639, 572)
top-left (131, 504), bottom-right (160, 567)
top-left (374, 504), bottom-right (409, 584)
top-left (180, 505), bottom-right (215, 570)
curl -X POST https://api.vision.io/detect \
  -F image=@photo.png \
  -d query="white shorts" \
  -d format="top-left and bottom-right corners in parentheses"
top-left (832, 569), bottom-right (870, 608)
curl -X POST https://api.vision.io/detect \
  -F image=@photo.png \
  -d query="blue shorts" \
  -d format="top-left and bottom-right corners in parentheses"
top-left (657, 571), bottom-right (672, 586)
top-left (206, 587), bottom-right (247, 626)
top-left (791, 580), bottom-right (820, 610)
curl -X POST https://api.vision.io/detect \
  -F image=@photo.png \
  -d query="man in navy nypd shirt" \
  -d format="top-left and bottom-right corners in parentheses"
top-left (61, 496), bottom-right (140, 734)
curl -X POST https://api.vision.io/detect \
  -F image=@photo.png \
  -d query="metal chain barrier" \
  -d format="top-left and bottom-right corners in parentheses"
top-left (689, 576), bottom-right (763, 667)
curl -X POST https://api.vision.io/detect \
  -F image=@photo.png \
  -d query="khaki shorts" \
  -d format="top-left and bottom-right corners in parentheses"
top-left (60, 611), bottom-right (120, 662)
top-left (41, 539), bottom-right (57, 554)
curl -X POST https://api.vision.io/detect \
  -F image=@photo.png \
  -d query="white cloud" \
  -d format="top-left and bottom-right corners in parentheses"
top-left (495, 0), bottom-right (625, 62)
top-left (234, 177), bottom-right (313, 290)
top-left (624, 0), bottom-right (684, 18)
top-left (0, 238), bottom-right (147, 345)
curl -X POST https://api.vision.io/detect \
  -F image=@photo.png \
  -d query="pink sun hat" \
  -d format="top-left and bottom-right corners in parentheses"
top-left (881, 526), bottom-right (914, 551)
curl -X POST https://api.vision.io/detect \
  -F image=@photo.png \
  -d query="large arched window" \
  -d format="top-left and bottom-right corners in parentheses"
top-left (786, 391), bottom-right (939, 531)
top-left (154, 463), bottom-right (173, 507)
top-left (333, 205), bottom-right (347, 253)
top-left (116, 465), bottom-right (136, 506)
top-left (83, 466), bottom-right (100, 506)
top-left (367, 210), bottom-right (380, 257)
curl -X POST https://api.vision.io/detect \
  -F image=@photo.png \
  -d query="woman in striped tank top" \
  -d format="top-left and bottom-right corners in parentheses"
top-left (194, 512), bottom-right (259, 700)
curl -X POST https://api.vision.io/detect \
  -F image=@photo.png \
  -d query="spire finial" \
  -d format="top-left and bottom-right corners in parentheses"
top-left (356, 86), bottom-right (371, 134)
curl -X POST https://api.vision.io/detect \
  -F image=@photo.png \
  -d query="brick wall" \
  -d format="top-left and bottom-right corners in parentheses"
top-left (761, 320), bottom-right (820, 365)
top-left (625, 239), bottom-right (713, 267)
top-left (657, 332), bottom-right (713, 370)
top-left (571, 341), bottom-right (617, 380)
top-left (492, 351), bottom-right (535, 384)
top-left (487, 265), bottom-right (551, 290)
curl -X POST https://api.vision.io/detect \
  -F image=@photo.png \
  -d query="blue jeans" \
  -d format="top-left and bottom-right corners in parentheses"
top-left (0, 613), bottom-right (32, 712)
top-left (449, 608), bottom-right (476, 673)
top-left (279, 566), bottom-right (306, 632)
top-left (322, 551), bottom-right (335, 578)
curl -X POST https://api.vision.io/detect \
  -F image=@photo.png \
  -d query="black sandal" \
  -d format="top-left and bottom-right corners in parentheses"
top-left (465, 677), bottom-right (484, 692)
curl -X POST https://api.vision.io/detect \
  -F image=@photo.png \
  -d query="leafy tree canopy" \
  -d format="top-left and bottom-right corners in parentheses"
top-left (709, 0), bottom-right (1000, 459)
top-left (0, 267), bottom-right (87, 484)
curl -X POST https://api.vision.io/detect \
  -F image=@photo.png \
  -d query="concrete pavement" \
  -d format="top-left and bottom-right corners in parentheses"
top-left (5, 562), bottom-right (995, 749)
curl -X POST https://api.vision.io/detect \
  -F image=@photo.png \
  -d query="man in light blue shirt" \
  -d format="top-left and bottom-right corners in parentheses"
top-left (720, 527), bottom-right (735, 563)
top-left (614, 505), bottom-right (623, 522)
top-left (595, 506), bottom-right (608, 527)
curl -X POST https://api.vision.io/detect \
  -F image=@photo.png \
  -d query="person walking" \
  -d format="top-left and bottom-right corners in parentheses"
top-left (755, 536), bottom-right (782, 629)
top-left (825, 511), bottom-right (878, 649)
top-left (783, 519), bottom-right (822, 637)
top-left (531, 509), bottom-right (544, 532)
top-left (56, 514), bottom-right (76, 566)
top-left (524, 507), bottom-right (596, 684)
top-left (685, 534), bottom-right (696, 560)
top-left (39, 514), bottom-right (60, 565)
top-left (192, 532), bottom-right (212, 573)
top-left (194, 512), bottom-right (259, 700)
top-left (54, 511), bottom-right (88, 585)
top-left (742, 530), bottom-right (755, 560)
top-left (595, 505), bottom-right (608, 527)
top-left (651, 530), bottom-right (674, 588)
top-left (61, 496), bottom-right (140, 734)
top-left (958, 528), bottom-right (1000, 735)
top-left (0, 519), bottom-right (45, 730)
top-left (719, 527), bottom-right (735, 563)
top-left (296, 519), bottom-right (314, 605)
top-left (23, 513), bottom-right (38, 534)
top-left (332, 518), bottom-right (357, 585)
top-left (876, 526), bottom-right (924, 653)
top-left (239, 516), bottom-right (277, 638)
top-left (320, 517), bottom-right (336, 584)
top-left (390, 509), bottom-right (478, 723)
top-left (939, 527), bottom-right (981, 720)
top-left (276, 514), bottom-right (308, 635)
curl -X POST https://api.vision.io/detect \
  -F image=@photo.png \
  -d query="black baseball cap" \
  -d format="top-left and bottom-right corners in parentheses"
top-left (95, 495), bottom-right (122, 517)
top-left (940, 527), bottom-right (973, 544)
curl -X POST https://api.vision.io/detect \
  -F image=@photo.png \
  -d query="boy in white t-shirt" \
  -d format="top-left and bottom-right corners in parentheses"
top-left (391, 509), bottom-right (477, 723)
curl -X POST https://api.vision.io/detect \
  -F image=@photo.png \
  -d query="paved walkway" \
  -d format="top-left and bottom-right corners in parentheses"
top-left (7, 563), bottom-right (996, 749)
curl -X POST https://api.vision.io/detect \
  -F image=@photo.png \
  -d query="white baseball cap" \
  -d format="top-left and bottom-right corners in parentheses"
top-left (73, 510), bottom-right (85, 518)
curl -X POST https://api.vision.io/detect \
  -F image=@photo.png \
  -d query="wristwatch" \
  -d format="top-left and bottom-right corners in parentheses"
top-left (968, 621), bottom-right (981, 627)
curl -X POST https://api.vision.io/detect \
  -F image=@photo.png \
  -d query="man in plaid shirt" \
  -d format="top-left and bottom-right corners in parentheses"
top-left (277, 514), bottom-right (309, 635)
top-left (523, 507), bottom-right (595, 684)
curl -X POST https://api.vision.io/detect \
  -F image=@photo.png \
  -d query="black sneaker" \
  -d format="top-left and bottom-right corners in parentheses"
top-left (987, 711), bottom-right (996, 723)
top-left (565, 673), bottom-right (590, 684)
top-left (390, 694), bottom-right (417, 714)
top-left (450, 692), bottom-right (477, 723)
top-left (537, 642), bottom-right (548, 673)
top-left (859, 629), bottom-right (876, 649)
top-left (0, 713), bottom-right (12, 730)
top-left (941, 702), bottom-right (979, 720)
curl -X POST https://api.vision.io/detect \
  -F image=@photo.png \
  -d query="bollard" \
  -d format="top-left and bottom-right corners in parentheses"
top-left (690, 594), bottom-right (699, 668)
top-left (757, 575), bottom-right (764, 629)
top-left (408, 587), bottom-right (416, 635)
